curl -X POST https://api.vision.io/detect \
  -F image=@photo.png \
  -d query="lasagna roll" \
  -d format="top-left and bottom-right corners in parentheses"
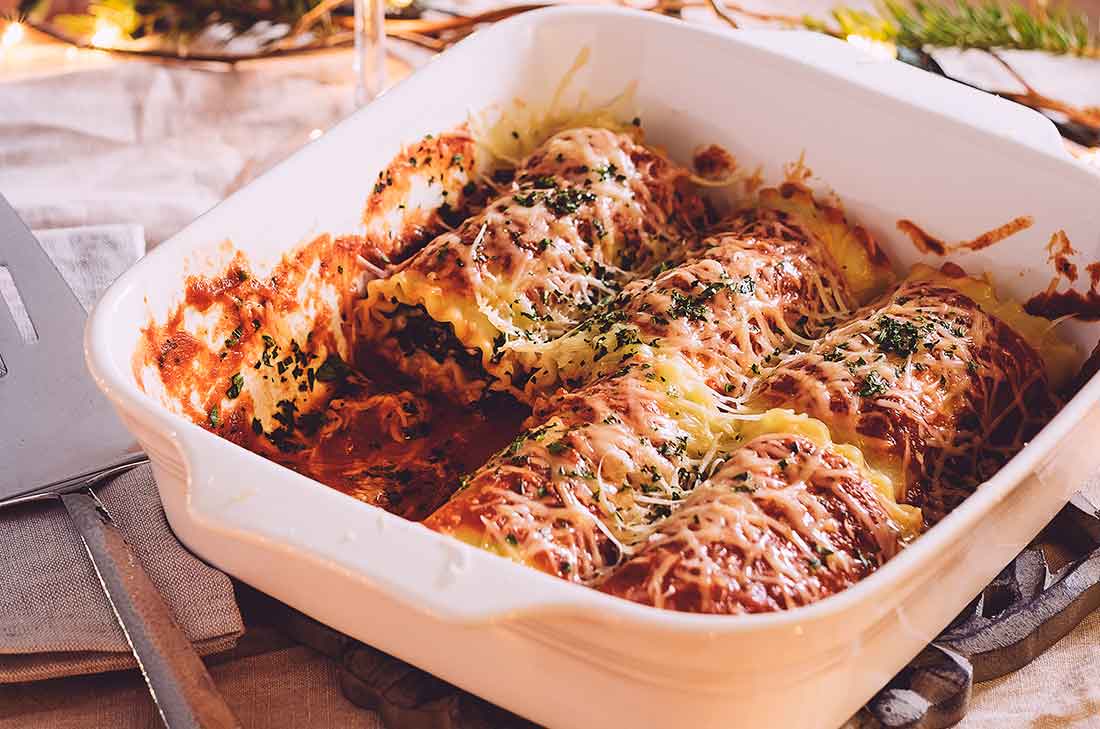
top-left (598, 410), bottom-right (920, 614)
top-left (525, 184), bottom-right (894, 400)
top-left (362, 129), bottom-right (489, 266)
top-left (750, 264), bottom-right (1074, 525)
top-left (357, 127), bottom-right (707, 404)
top-left (423, 359), bottom-right (734, 582)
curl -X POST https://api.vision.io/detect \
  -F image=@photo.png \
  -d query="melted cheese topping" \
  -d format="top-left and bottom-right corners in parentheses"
top-left (424, 359), bottom-right (740, 581)
top-left (425, 184), bottom-right (913, 587)
top-left (907, 264), bottom-right (1077, 388)
top-left (362, 130), bottom-right (486, 266)
top-left (526, 228), bottom-right (853, 402)
top-left (597, 414), bottom-right (916, 613)
top-left (144, 117), bottom-right (1076, 616)
top-left (358, 127), bottom-right (706, 403)
top-left (751, 184), bottom-right (894, 306)
top-left (750, 266), bottom-right (1063, 524)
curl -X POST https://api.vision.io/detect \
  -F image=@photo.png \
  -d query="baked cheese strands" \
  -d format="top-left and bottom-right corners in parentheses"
top-left (525, 184), bottom-right (894, 401)
top-left (598, 410), bottom-right (921, 614)
top-left (423, 359), bottom-right (735, 582)
top-left (362, 129), bottom-right (490, 267)
top-left (357, 127), bottom-right (708, 404)
top-left (750, 263), bottom-right (1074, 526)
top-left (425, 185), bottom-right (896, 582)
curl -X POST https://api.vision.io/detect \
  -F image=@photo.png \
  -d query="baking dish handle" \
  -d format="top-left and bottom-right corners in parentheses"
top-left (735, 30), bottom-right (1068, 158)
top-left (170, 429), bottom-right (593, 624)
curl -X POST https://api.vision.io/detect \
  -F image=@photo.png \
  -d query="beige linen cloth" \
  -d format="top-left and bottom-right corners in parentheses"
top-left (0, 223), bottom-right (245, 683)
top-left (3, 11), bottom-right (1100, 729)
top-left (0, 466), bottom-right (243, 683)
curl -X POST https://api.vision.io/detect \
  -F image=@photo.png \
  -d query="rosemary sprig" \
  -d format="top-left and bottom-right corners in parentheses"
top-left (805, 0), bottom-right (1097, 58)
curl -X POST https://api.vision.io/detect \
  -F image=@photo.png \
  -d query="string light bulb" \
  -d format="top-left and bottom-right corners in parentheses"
top-left (2, 21), bottom-right (25, 48)
top-left (89, 18), bottom-right (122, 49)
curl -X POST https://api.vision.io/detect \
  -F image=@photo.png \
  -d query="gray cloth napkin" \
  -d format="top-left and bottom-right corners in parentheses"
top-left (0, 224), bottom-right (243, 683)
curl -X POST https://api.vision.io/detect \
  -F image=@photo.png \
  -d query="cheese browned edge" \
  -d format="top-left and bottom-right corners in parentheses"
top-left (598, 409), bottom-right (920, 613)
top-left (750, 263), bottom-right (1071, 525)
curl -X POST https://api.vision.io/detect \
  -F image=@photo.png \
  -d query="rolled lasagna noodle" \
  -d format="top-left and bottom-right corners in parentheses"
top-left (598, 410), bottom-right (920, 613)
top-left (750, 263), bottom-right (1073, 525)
top-left (525, 184), bottom-right (894, 400)
top-left (357, 127), bottom-right (707, 404)
top-left (362, 129), bottom-right (488, 266)
top-left (424, 360), bottom-right (735, 582)
top-left (426, 186), bottom-right (897, 582)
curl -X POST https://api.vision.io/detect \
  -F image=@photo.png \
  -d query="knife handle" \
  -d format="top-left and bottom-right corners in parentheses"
top-left (61, 490), bottom-right (241, 729)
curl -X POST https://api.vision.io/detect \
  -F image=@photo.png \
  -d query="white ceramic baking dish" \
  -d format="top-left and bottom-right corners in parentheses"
top-left (86, 8), bottom-right (1100, 728)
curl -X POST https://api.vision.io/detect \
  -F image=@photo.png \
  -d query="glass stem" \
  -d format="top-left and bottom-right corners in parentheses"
top-left (354, 0), bottom-right (386, 106)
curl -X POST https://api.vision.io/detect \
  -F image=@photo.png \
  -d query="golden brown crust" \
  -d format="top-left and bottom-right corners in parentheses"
top-left (752, 276), bottom-right (1061, 524)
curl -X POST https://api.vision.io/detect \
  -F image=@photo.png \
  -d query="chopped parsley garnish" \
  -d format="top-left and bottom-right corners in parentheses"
top-left (615, 328), bottom-right (641, 350)
top-left (859, 371), bottom-right (889, 398)
top-left (546, 440), bottom-right (570, 456)
top-left (668, 291), bottom-right (709, 322)
top-left (546, 188), bottom-right (596, 216)
top-left (874, 316), bottom-right (923, 357)
top-left (208, 405), bottom-right (221, 428)
top-left (505, 534), bottom-right (519, 546)
top-left (595, 163), bottom-right (619, 181)
top-left (657, 435), bottom-right (689, 459)
top-left (223, 325), bottom-right (243, 350)
top-left (226, 373), bottom-right (244, 399)
top-left (315, 353), bottom-right (352, 382)
top-left (733, 275), bottom-right (756, 295)
top-left (667, 280), bottom-right (732, 322)
top-left (504, 432), bottom-right (528, 457)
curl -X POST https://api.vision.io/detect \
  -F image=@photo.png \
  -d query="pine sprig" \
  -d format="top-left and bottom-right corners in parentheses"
top-left (806, 0), bottom-right (1097, 57)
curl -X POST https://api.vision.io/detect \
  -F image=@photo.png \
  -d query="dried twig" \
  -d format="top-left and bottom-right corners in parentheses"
top-left (706, 0), bottom-right (740, 30)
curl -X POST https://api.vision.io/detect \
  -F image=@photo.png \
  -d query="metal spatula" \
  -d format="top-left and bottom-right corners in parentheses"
top-left (0, 194), bottom-right (239, 729)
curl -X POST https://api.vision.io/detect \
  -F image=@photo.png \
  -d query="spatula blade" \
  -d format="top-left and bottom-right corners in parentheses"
top-left (0, 195), bottom-right (140, 502)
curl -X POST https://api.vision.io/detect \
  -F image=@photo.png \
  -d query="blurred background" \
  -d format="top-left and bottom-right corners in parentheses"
top-left (0, 0), bottom-right (1097, 247)
top-left (0, 1), bottom-right (1098, 727)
